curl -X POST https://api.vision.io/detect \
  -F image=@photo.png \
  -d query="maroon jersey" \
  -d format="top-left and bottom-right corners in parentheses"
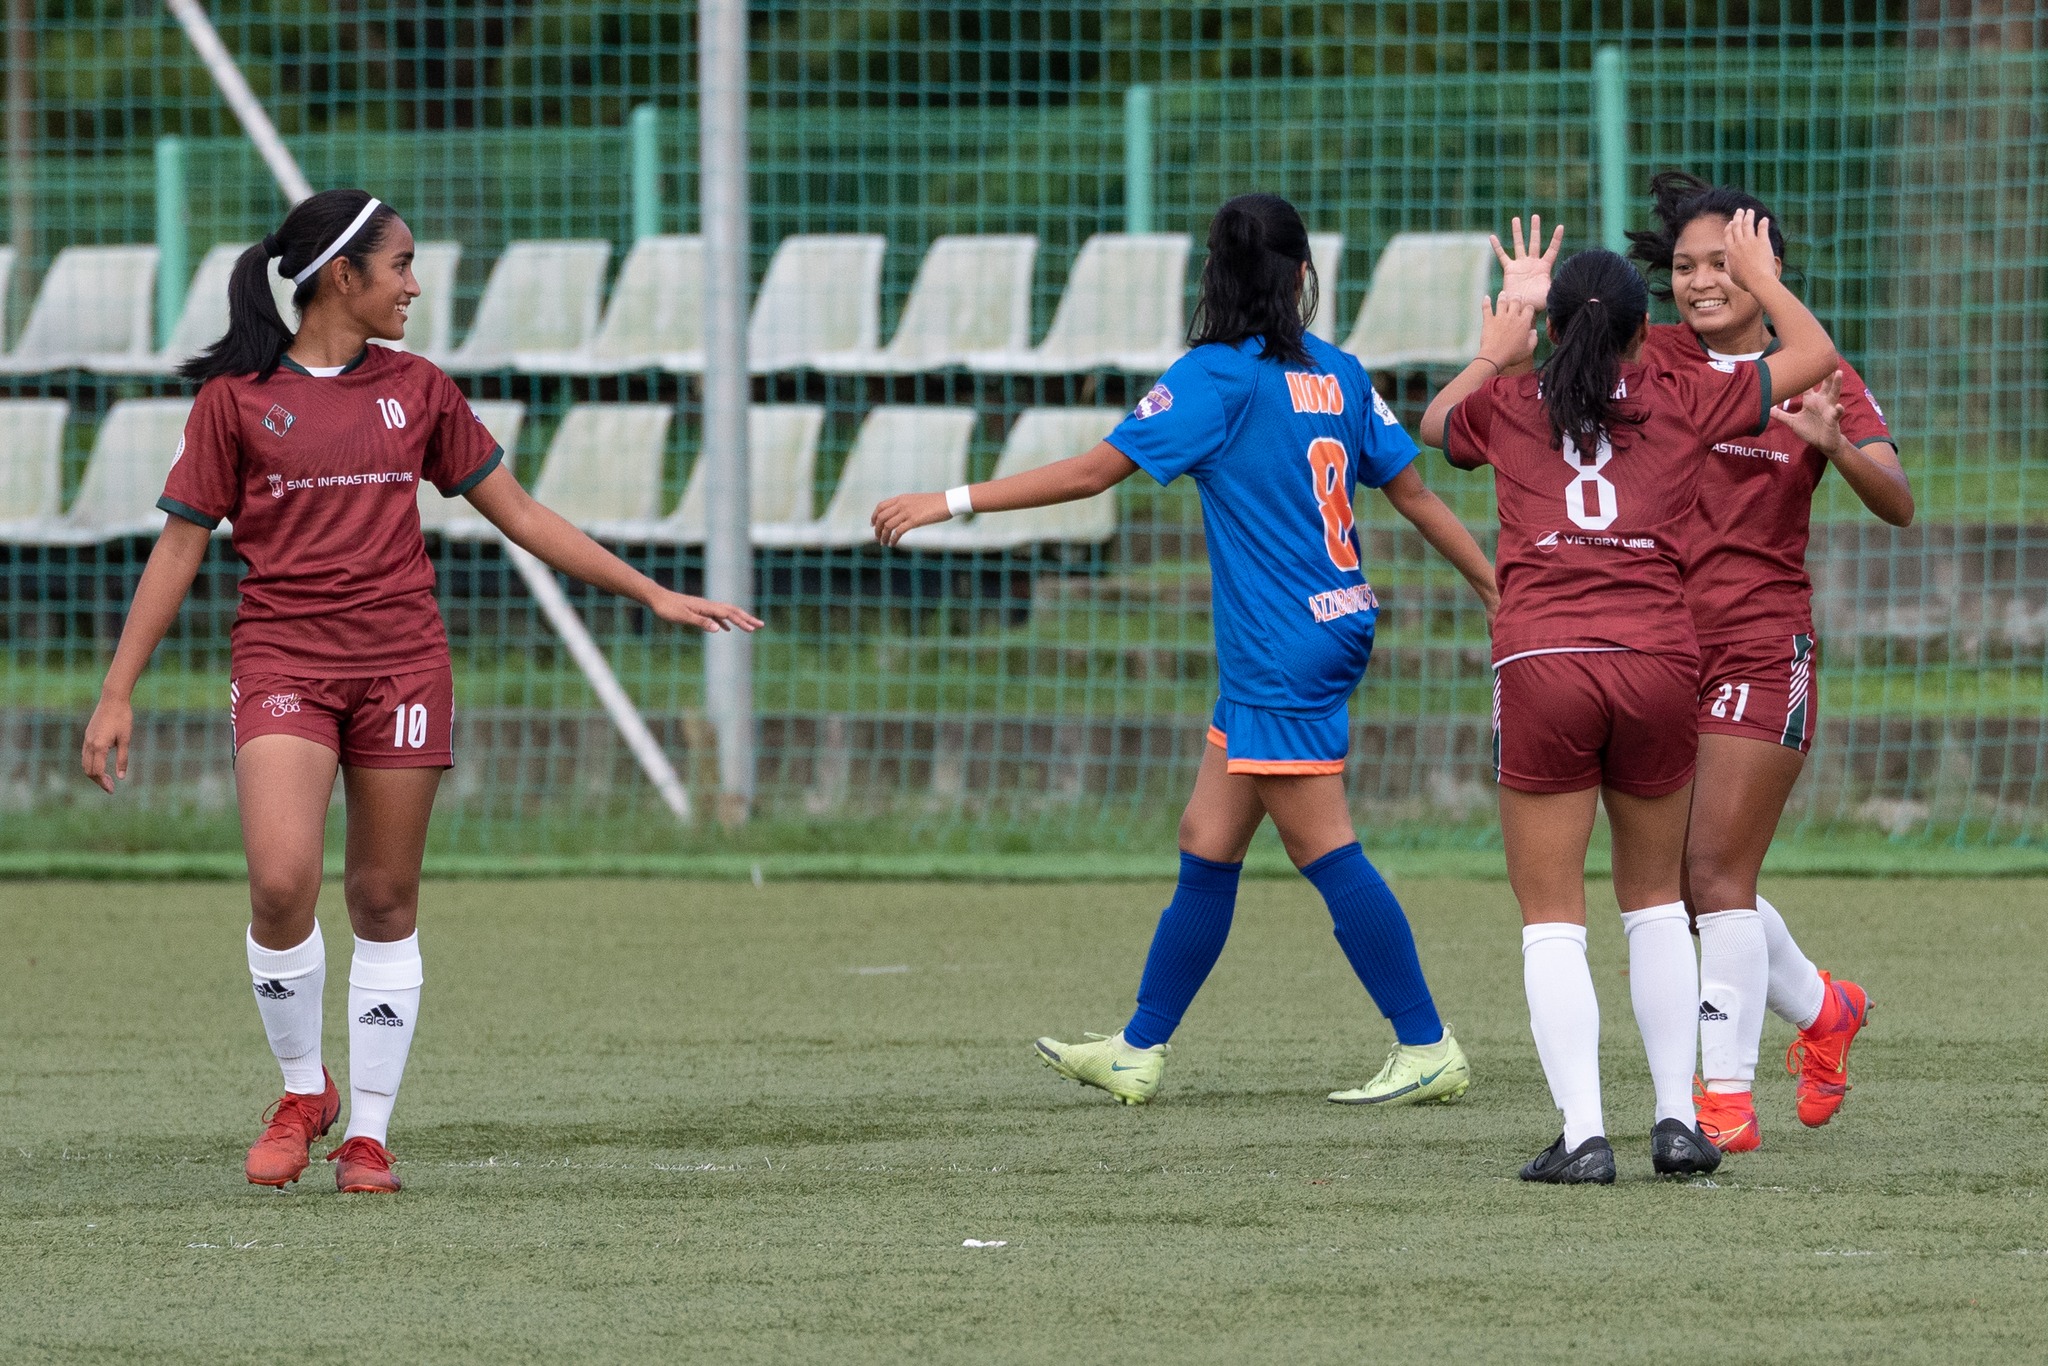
top-left (1641, 323), bottom-right (1895, 645)
top-left (1446, 358), bottom-right (1770, 663)
top-left (159, 348), bottom-right (502, 678)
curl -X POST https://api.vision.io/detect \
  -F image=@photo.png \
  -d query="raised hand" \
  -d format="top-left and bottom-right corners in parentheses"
top-left (1769, 369), bottom-right (1845, 452)
top-left (1478, 291), bottom-right (1539, 371)
top-left (1490, 214), bottom-right (1565, 311)
top-left (871, 491), bottom-right (951, 548)
top-left (649, 590), bottom-right (763, 634)
top-left (1721, 207), bottom-right (1778, 294)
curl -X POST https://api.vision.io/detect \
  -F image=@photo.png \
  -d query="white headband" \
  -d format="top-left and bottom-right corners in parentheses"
top-left (292, 198), bottom-right (383, 284)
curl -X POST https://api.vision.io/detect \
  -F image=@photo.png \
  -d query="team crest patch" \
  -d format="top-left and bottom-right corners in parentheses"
top-left (262, 693), bottom-right (301, 717)
top-left (1133, 383), bottom-right (1172, 419)
top-left (263, 404), bottom-right (295, 437)
top-left (1864, 388), bottom-right (1885, 422)
top-left (1371, 388), bottom-right (1399, 425)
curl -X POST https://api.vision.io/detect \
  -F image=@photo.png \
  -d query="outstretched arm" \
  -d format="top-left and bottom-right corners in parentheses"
top-left (82, 516), bottom-right (212, 792)
top-left (1377, 465), bottom-right (1498, 623)
top-left (1420, 294), bottom-right (1538, 448)
top-left (1492, 214), bottom-right (1565, 314)
top-left (462, 466), bottom-right (762, 633)
top-left (871, 440), bottom-right (1139, 548)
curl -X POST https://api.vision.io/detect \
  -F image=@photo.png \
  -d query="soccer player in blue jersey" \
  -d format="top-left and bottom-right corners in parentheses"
top-left (872, 193), bottom-right (1500, 1106)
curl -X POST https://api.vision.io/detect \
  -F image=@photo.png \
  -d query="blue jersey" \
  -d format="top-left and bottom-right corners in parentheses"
top-left (1106, 333), bottom-right (1419, 715)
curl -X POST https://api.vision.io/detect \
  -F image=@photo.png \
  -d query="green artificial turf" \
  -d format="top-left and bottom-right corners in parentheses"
top-left (5, 878), bottom-right (2045, 1363)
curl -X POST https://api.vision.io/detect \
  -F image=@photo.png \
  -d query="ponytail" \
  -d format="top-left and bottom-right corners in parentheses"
top-left (1539, 249), bottom-right (1648, 455)
top-left (1187, 191), bottom-right (1317, 366)
top-left (180, 189), bottom-right (398, 383)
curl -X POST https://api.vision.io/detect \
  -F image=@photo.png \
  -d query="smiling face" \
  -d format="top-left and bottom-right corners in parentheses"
top-left (314, 216), bottom-right (421, 343)
top-left (1670, 213), bottom-right (1779, 351)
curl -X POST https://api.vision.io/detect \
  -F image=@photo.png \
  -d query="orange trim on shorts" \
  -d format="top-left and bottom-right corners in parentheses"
top-left (1224, 758), bottom-right (1347, 776)
top-left (1207, 725), bottom-right (1229, 749)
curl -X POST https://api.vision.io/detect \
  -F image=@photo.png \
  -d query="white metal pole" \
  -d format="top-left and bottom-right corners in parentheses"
top-left (699, 0), bottom-right (755, 824)
top-left (163, 0), bottom-right (313, 205)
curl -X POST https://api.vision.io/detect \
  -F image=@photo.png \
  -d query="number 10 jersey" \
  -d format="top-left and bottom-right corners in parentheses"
top-left (1444, 359), bottom-right (1769, 666)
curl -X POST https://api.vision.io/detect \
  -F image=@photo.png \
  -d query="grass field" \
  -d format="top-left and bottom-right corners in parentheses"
top-left (5, 876), bottom-right (2045, 1363)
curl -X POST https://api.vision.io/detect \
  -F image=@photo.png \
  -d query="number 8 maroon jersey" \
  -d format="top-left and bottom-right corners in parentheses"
top-left (1445, 358), bottom-right (1770, 665)
top-left (158, 347), bottom-right (503, 679)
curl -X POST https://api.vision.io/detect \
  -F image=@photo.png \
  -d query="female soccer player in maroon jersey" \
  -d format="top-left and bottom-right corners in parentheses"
top-left (1623, 172), bottom-right (1911, 1153)
top-left (1419, 213), bottom-right (1840, 1182)
top-left (79, 190), bottom-right (759, 1194)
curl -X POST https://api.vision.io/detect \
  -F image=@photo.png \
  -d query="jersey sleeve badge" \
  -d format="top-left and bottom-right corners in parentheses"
top-left (1132, 383), bottom-right (1173, 419)
top-left (1370, 388), bottom-right (1399, 425)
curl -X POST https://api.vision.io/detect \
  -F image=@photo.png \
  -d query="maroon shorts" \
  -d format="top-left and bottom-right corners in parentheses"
top-left (1697, 633), bottom-right (1818, 753)
top-left (1492, 650), bottom-right (1698, 798)
top-left (231, 665), bottom-right (454, 768)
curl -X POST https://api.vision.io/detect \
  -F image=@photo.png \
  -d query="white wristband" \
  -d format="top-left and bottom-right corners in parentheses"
top-left (944, 485), bottom-right (974, 518)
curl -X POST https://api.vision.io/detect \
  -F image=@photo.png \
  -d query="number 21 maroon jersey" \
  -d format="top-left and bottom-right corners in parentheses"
top-left (158, 347), bottom-right (502, 680)
top-left (1445, 358), bottom-right (1771, 664)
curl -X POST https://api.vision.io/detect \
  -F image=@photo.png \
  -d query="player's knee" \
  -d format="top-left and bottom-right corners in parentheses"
top-left (342, 867), bottom-right (419, 932)
top-left (1685, 843), bottom-right (1754, 912)
top-left (247, 866), bottom-right (320, 922)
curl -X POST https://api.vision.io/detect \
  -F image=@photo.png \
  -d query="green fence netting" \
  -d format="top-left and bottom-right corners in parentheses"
top-left (0, 3), bottom-right (2040, 863)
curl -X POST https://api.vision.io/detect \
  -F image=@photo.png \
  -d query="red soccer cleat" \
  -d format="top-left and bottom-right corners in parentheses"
top-left (1785, 971), bottom-right (1870, 1128)
top-left (327, 1135), bottom-right (402, 1194)
top-left (244, 1069), bottom-right (341, 1187)
top-left (1692, 1079), bottom-right (1762, 1153)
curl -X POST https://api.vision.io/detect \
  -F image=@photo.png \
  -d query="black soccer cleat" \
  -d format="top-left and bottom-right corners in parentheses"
top-left (1519, 1133), bottom-right (1616, 1185)
top-left (1651, 1117), bottom-right (1723, 1177)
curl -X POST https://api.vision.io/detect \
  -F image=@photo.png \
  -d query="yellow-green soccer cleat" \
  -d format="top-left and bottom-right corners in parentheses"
top-left (1033, 1030), bottom-right (1168, 1105)
top-left (1326, 1026), bottom-right (1472, 1106)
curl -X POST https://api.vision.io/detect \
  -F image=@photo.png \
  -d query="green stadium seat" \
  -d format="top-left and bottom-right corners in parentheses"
top-left (441, 240), bottom-right (611, 373)
top-left (645, 404), bottom-right (826, 546)
top-left (38, 398), bottom-right (193, 543)
top-left (0, 245), bottom-right (159, 374)
top-left (1339, 232), bottom-right (1496, 371)
top-left (518, 234), bottom-right (702, 375)
top-left (0, 399), bottom-right (71, 543)
top-left (753, 405), bottom-right (974, 549)
top-left (966, 233), bottom-right (1190, 375)
top-left (417, 399), bottom-right (525, 537)
top-left (1307, 232), bottom-right (1344, 341)
top-left (743, 234), bottom-right (886, 373)
top-left (912, 407), bottom-right (1123, 551)
top-left (812, 235), bottom-right (1037, 374)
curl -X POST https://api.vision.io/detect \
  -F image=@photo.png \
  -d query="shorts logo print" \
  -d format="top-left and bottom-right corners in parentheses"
top-left (263, 404), bottom-right (296, 438)
top-left (262, 693), bottom-right (302, 717)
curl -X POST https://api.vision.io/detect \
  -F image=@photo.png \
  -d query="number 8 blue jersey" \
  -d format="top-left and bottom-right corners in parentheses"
top-left (1105, 333), bottom-right (1420, 716)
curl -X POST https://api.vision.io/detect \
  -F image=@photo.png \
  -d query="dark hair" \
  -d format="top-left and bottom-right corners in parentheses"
top-left (1186, 192), bottom-right (1317, 366)
top-left (1540, 248), bottom-right (1649, 455)
top-left (180, 189), bottom-right (399, 383)
top-left (1624, 169), bottom-right (1787, 300)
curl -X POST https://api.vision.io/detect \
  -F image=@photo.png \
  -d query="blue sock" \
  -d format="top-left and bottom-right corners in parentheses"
top-left (1122, 852), bottom-right (1242, 1049)
top-left (1302, 842), bottom-right (1444, 1047)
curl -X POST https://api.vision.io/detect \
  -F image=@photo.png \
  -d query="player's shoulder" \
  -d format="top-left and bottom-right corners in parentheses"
top-left (367, 345), bottom-right (450, 390)
top-left (1640, 321), bottom-right (1704, 365)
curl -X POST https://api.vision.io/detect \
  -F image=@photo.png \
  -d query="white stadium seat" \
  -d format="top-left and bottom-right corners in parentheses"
top-left (742, 234), bottom-right (886, 373)
top-left (0, 246), bottom-right (16, 337)
top-left (89, 242), bottom-right (246, 375)
top-left (0, 245), bottom-right (159, 374)
top-left (519, 234), bottom-right (702, 375)
top-left (967, 233), bottom-right (1189, 375)
top-left (526, 403), bottom-right (672, 541)
top-left (1340, 232), bottom-right (1495, 370)
top-left (753, 406), bottom-right (974, 549)
top-left (912, 407), bottom-right (1122, 551)
top-left (0, 399), bottom-right (72, 543)
top-left (812, 234), bottom-right (1037, 374)
top-left (376, 240), bottom-right (462, 358)
top-left (1307, 232), bottom-right (1344, 342)
top-left (417, 399), bottom-right (525, 536)
top-left (441, 240), bottom-right (610, 373)
top-left (40, 399), bottom-right (193, 543)
top-left (647, 404), bottom-right (827, 546)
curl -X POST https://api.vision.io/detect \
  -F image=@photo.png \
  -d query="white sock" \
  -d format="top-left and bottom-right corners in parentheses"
top-left (1521, 922), bottom-right (1604, 1149)
top-left (1697, 907), bottom-right (1770, 1092)
top-left (343, 932), bottom-right (423, 1146)
top-left (1756, 895), bottom-right (1828, 1030)
top-left (246, 924), bottom-right (326, 1095)
top-left (1618, 902), bottom-right (1699, 1127)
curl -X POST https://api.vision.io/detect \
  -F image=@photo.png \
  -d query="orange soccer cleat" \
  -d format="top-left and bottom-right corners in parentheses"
top-left (244, 1070), bottom-right (341, 1187)
top-left (1692, 1080), bottom-right (1762, 1153)
top-left (1785, 971), bottom-right (1871, 1128)
top-left (327, 1135), bottom-right (402, 1194)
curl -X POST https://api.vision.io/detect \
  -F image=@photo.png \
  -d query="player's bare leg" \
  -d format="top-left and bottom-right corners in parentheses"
top-left (1178, 741), bottom-right (1268, 863)
top-left (326, 763), bottom-right (442, 1191)
top-left (235, 734), bottom-right (344, 1186)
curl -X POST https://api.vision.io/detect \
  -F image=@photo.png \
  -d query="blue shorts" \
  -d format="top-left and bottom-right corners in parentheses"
top-left (1207, 697), bottom-right (1349, 776)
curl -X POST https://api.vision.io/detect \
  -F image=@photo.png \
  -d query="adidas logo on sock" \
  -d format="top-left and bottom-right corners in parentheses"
top-left (1699, 999), bottom-right (1729, 1022)
top-left (357, 1003), bottom-right (405, 1027)
top-left (253, 979), bottom-right (295, 1001)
